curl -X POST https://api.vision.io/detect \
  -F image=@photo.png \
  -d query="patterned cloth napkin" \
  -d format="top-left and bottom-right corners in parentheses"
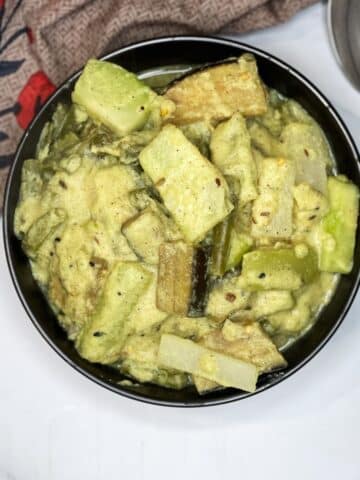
top-left (0, 0), bottom-right (317, 204)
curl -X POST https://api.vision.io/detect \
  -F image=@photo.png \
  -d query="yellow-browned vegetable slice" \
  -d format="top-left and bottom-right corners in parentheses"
top-left (76, 261), bottom-right (152, 364)
top-left (241, 247), bottom-right (319, 291)
top-left (319, 176), bottom-right (359, 273)
top-left (140, 124), bottom-right (233, 243)
top-left (211, 112), bottom-right (257, 204)
top-left (165, 54), bottom-right (267, 125)
top-left (194, 319), bottom-right (286, 394)
top-left (251, 157), bottom-right (295, 239)
top-left (158, 333), bottom-right (258, 392)
top-left (157, 242), bottom-right (194, 315)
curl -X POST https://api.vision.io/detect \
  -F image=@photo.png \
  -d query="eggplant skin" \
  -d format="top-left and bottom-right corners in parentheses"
top-left (165, 55), bottom-right (268, 125)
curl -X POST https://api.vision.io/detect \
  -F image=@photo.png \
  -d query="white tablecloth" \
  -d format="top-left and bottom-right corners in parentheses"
top-left (1, 3), bottom-right (360, 479)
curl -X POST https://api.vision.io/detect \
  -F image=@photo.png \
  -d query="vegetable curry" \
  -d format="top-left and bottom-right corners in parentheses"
top-left (14, 55), bottom-right (359, 394)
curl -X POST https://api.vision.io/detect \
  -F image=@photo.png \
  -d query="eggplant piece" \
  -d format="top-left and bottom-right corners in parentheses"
top-left (210, 215), bottom-right (233, 277)
top-left (157, 242), bottom-right (194, 315)
top-left (189, 245), bottom-right (211, 316)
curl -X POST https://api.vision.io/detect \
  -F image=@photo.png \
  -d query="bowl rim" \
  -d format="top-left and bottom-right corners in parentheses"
top-left (3, 34), bottom-right (360, 407)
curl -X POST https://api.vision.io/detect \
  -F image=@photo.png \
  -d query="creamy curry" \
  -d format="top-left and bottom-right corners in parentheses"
top-left (14, 55), bottom-right (359, 394)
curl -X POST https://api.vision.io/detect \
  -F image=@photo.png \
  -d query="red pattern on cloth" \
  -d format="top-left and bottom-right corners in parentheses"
top-left (15, 71), bottom-right (55, 129)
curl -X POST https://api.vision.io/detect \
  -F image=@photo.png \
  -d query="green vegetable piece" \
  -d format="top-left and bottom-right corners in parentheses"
top-left (210, 215), bottom-right (233, 276)
top-left (280, 122), bottom-right (331, 194)
top-left (241, 247), bottom-right (319, 291)
top-left (23, 209), bottom-right (66, 256)
top-left (247, 121), bottom-right (284, 158)
top-left (225, 231), bottom-right (253, 271)
top-left (319, 176), bottom-right (359, 273)
top-left (251, 157), bottom-right (295, 239)
top-left (158, 334), bottom-right (258, 392)
top-left (211, 207), bottom-right (253, 276)
top-left (76, 261), bottom-right (152, 364)
top-left (211, 113), bottom-right (258, 204)
top-left (72, 59), bottom-right (166, 137)
top-left (139, 124), bottom-right (233, 243)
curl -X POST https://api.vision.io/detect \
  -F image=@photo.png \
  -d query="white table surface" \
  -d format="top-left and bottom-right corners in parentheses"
top-left (1, 3), bottom-right (360, 479)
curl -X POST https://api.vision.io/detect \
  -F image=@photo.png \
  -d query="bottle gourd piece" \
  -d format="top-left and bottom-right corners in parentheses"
top-left (319, 176), bottom-right (359, 273)
top-left (72, 59), bottom-right (173, 137)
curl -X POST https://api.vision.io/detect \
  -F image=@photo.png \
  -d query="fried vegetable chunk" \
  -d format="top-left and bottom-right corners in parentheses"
top-left (194, 319), bottom-right (286, 394)
top-left (157, 242), bottom-right (194, 315)
top-left (140, 125), bottom-right (233, 243)
top-left (76, 261), bottom-right (152, 364)
top-left (165, 54), bottom-right (267, 124)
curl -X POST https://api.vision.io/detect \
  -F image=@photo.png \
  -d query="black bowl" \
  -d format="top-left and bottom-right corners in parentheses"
top-left (4, 36), bottom-right (360, 407)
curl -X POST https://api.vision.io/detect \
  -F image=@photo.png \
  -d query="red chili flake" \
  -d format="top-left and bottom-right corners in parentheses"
top-left (215, 178), bottom-right (221, 186)
top-left (225, 293), bottom-right (236, 302)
